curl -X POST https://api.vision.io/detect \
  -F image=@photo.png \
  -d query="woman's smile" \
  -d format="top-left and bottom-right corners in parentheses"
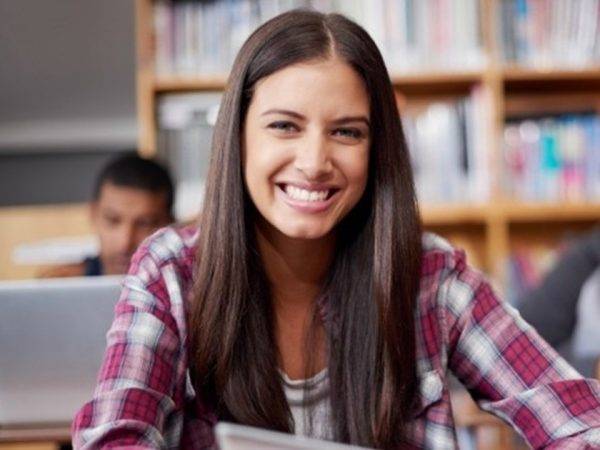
top-left (276, 182), bottom-right (341, 214)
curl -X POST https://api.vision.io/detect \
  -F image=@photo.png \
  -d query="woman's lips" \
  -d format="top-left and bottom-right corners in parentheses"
top-left (276, 183), bottom-right (340, 214)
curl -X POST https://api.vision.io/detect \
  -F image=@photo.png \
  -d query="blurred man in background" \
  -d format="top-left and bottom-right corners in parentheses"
top-left (43, 153), bottom-right (174, 277)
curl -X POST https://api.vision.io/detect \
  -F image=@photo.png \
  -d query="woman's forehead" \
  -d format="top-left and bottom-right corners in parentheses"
top-left (248, 58), bottom-right (370, 118)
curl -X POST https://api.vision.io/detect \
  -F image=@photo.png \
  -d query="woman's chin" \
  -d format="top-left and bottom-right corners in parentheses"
top-left (275, 222), bottom-right (333, 241)
top-left (255, 212), bottom-right (336, 242)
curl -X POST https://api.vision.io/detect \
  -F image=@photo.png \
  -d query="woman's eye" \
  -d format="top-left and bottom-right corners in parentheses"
top-left (267, 121), bottom-right (298, 133)
top-left (333, 128), bottom-right (364, 140)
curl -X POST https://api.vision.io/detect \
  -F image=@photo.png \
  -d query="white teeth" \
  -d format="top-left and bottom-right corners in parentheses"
top-left (284, 185), bottom-right (329, 202)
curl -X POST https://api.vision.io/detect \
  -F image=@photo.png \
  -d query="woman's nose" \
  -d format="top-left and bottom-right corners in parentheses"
top-left (293, 133), bottom-right (333, 180)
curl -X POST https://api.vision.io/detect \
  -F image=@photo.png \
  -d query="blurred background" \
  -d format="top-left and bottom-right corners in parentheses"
top-left (0, 1), bottom-right (599, 449)
top-left (0, 0), bottom-right (137, 203)
top-left (2, 0), bottom-right (599, 288)
top-left (0, 0), bottom-right (138, 279)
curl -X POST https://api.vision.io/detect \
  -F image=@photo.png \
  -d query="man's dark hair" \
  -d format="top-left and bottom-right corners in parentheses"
top-left (93, 153), bottom-right (174, 217)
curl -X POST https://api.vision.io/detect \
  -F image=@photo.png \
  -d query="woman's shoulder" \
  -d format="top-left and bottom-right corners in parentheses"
top-left (418, 232), bottom-right (487, 310)
top-left (118, 224), bottom-right (199, 315)
top-left (130, 223), bottom-right (199, 279)
top-left (420, 232), bottom-right (470, 278)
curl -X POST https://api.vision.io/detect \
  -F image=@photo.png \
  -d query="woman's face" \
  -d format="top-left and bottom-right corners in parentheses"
top-left (243, 57), bottom-right (370, 241)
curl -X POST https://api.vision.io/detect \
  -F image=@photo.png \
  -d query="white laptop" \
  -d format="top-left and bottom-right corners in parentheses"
top-left (0, 276), bottom-right (123, 427)
top-left (215, 422), bottom-right (373, 450)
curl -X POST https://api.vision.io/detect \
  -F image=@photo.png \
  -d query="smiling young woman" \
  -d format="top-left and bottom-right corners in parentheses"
top-left (72, 9), bottom-right (600, 450)
top-left (188, 11), bottom-right (421, 445)
top-left (243, 58), bottom-right (370, 241)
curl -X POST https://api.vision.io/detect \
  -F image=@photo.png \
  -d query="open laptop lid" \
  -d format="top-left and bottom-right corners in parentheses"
top-left (0, 276), bottom-right (123, 427)
top-left (215, 422), bottom-right (373, 450)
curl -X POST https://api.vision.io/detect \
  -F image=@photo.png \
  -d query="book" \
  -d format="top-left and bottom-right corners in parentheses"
top-left (402, 86), bottom-right (492, 204)
top-left (216, 422), bottom-right (373, 450)
top-left (499, 0), bottom-right (600, 68)
top-left (157, 92), bottom-right (222, 220)
top-left (502, 113), bottom-right (600, 202)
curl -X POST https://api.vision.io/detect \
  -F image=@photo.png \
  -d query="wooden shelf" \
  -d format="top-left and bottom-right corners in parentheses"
top-left (501, 202), bottom-right (600, 223)
top-left (421, 202), bottom-right (600, 225)
top-left (391, 70), bottom-right (484, 85)
top-left (504, 92), bottom-right (600, 117)
top-left (503, 66), bottom-right (600, 93)
top-left (392, 70), bottom-right (483, 95)
top-left (154, 75), bottom-right (228, 92)
top-left (502, 66), bottom-right (600, 82)
top-left (152, 70), bottom-right (484, 95)
top-left (152, 68), bottom-right (600, 93)
top-left (150, 67), bottom-right (600, 106)
top-left (420, 204), bottom-right (488, 226)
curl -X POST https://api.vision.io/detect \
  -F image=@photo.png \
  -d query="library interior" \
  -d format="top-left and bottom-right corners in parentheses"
top-left (1, 1), bottom-right (599, 449)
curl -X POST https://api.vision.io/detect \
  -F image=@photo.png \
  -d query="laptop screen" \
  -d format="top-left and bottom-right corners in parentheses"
top-left (0, 276), bottom-right (122, 426)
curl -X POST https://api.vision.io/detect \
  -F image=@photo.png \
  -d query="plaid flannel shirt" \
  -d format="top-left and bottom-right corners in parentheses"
top-left (72, 225), bottom-right (600, 449)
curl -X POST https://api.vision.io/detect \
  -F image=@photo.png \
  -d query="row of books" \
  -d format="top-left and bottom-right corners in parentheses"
top-left (156, 88), bottom-right (493, 219)
top-left (402, 86), bottom-right (492, 204)
top-left (156, 92), bottom-right (221, 219)
top-left (152, 0), bottom-right (485, 76)
top-left (157, 92), bottom-right (600, 218)
top-left (499, 0), bottom-right (600, 67)
top-left (502, 114), bottom-right (600, 203)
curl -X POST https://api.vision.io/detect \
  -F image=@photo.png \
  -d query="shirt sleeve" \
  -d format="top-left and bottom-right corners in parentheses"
top-left (71, 238), bottom-right (185, 449)
top-left (444, 250), bottom-right (600, 449)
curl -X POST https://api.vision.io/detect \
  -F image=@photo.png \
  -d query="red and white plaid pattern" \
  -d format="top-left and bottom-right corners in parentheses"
top-left (72, 226), bottom-right (600, 449)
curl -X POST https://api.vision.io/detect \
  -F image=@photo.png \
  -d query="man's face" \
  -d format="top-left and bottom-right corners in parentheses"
top-left (90, 182), bottom-right (172, 274)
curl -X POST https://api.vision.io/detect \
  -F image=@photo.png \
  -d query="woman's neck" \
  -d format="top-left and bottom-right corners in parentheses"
top-left (255, 219), bottom-right (333, 379)
top-left (255, 221), bottom-right (336, 308)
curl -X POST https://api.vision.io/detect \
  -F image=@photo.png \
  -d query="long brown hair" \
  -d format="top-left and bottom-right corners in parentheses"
top-left (190, 9), bottom-right (422, 449)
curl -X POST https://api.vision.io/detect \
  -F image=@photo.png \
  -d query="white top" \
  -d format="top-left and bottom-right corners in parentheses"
top-left (280, 369), bottom-right (332, 440)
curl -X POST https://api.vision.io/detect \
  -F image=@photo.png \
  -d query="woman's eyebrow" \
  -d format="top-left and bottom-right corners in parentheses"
top-left (261, 109), bottom-right (370, 127)
top-left (331, 116), bottom-right (370, 127)
top-left (261, 109), bottom-right (306, 120)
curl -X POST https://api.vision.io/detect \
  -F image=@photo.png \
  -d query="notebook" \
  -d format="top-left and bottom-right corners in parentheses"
top-left (215, 422), bottom-right (373, 450)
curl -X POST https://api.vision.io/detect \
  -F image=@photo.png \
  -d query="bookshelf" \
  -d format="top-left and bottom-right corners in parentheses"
top-left (134, 0), bottom-right (600, 286)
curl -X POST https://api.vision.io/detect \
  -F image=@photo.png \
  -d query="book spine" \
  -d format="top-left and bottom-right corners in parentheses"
top-left (503, 113), bottom-right (599, 202)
